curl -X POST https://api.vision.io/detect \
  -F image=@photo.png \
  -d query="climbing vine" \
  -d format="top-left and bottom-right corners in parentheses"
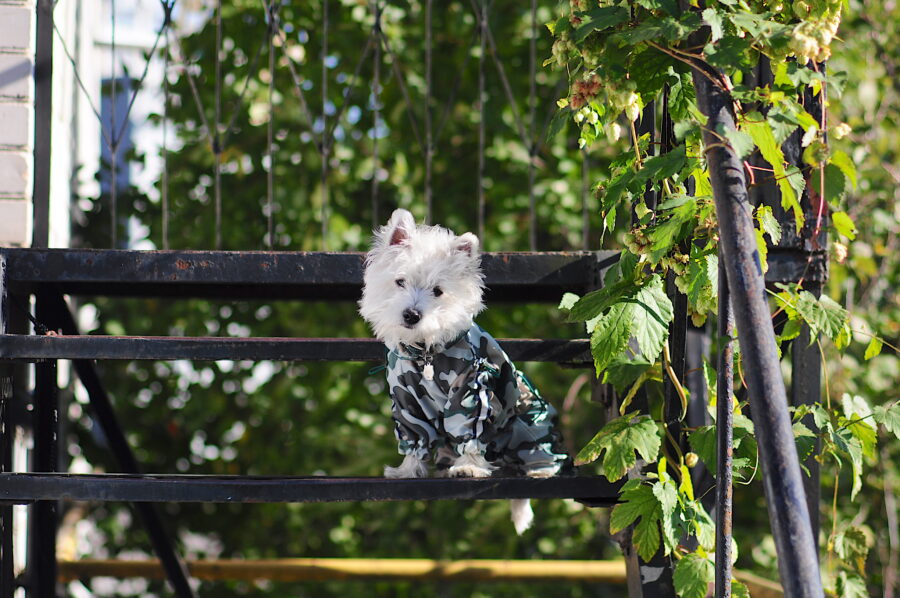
top-left (550, 0), bottom-right (899, 595)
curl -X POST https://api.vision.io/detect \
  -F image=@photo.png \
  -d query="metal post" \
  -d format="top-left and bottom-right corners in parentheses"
top-left (31, 295), bottom-right (58, 598)
top-left (691, 62), bottom-right (823, 598)
top-left (716, 257), bottom-right (734, 598)
top-left (791, 288), bottom-right (822, 545)
top-left (0, 256), bottom-right (15, 598)
top-left (32, 0), bottom-right (53, 249)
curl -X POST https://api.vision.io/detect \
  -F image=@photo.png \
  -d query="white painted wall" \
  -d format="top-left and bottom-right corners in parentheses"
top-left (0, 1), bottom-right (35, 247)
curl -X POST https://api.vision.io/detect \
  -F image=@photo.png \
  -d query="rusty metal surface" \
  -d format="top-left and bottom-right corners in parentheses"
top-left (0, 335), bottom-right (592, 364)
top-left (0, 249), bottom-right (618, 302)
top-left (716, 256), bottom-right (735, 598)
top-left (0, 473), bottom-right (621, 505)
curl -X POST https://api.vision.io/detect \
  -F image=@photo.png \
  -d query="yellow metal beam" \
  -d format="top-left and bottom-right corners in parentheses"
top-left (59, 558), bottom-right (628, 584)
top-left (58, 558), bottom-right (783, 595)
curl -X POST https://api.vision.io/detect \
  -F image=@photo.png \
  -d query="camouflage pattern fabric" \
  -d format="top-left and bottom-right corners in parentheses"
top-left (384, 324), bottom-right (570, 475)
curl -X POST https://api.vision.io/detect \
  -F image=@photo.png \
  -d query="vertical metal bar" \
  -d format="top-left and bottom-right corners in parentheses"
top-left (581, 149), bottom-right (590, 250)
top-left (528, 0), bottom-right (537, 251)
top-left (44, 294), bottom-right (197, 598)
top-left (715, 256), bottom-right (734, 598)
top-left (32, 0), bottom-right (53, 249)
top-left (266, 4), bottom-right (276, 249)
top-left (110, 0), bottom-right (119, 248)
top-left (321, 0), bottom-right (330, 249)
top-left (214, 0), bottom-right (223, 249)
top-left (0, 256), bottom-right (15, 598)
top-left (31, 294), bottom-right (58, 598)
top-left (371, 1), bottom-right (382, 228)
top-left (476, 0), bottom-right (486, 241)
top-left (424, 0), bottom-right (433, 224)
top-left (162, 16), bottom-right (170, 250)
top-left (791, 285), bottom-right (822, 546)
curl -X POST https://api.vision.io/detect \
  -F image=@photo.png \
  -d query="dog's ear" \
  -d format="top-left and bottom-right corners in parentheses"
top-left (455, 232), bottom-right (480, 257)
top-left (386, 209), bottom-right (416, 246)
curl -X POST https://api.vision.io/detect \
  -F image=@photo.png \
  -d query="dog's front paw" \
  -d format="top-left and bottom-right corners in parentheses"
top-left (384, 455), bottom-right (429, 478)
top-left (448, 452), bottom-right (496, 478)
top-left (525, 466), bottom-right (559, 479)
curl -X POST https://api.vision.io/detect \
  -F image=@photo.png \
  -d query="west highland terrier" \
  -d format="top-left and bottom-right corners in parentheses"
top-left (359, 208), bottom-right (570, 533)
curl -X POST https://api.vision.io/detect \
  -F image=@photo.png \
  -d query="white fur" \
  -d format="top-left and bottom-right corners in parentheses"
top-left (361, 209), bottom-right (545, 535)
top-left (448, 451), bottom-right (496, 478)
top-left (384, 454), bottom-right (429, 479)
top-left (510, 499), bottom-right (534, 535)
top-left (359, 209), bottom-right (484, 352)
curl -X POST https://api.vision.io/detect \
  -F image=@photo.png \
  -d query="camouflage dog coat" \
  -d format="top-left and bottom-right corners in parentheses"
top-left (384, 323), bottom-right (570, 474)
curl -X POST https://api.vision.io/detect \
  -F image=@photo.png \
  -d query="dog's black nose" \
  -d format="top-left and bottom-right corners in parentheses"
top-left (402, 308), bottom-right (422, 326)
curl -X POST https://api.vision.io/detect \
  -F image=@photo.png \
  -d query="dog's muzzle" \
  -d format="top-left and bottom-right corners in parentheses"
top-left (402, 308), bottom-right (422, 327)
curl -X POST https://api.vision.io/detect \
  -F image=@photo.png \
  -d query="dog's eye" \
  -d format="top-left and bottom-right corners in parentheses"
top-left (395, 279), bottom-right (405, 288)
top-left (433, 286), bottom-right (443, 297)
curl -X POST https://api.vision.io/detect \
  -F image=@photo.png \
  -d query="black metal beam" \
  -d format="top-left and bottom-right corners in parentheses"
top-left (0, 250), bottom-right (617, 302)
top-left (0, 473), bottom-right (621, 506)
top-left (0, 336), bottom-right (592, 364)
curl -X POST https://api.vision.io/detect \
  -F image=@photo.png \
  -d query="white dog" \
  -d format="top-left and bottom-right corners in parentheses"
top-left (359, 209), bottom-right (570, 533)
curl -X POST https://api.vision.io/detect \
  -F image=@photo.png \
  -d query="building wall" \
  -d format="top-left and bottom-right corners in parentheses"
top-left (0, 1), bottom-right (35, 247)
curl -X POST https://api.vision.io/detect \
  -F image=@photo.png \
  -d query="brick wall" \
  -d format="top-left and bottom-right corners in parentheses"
top-left (0, 1), bottom-right (34, 247)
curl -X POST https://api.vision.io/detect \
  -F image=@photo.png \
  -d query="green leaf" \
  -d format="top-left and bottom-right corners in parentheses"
top-left (648, 198), bottom-right (698, 259)
top-left (834, 525), bottom-right (870, 574)
top-left (842, 394), bottom-right (877, 459)
top-left (742, 112), bottom-right (802, 229)
top-left (704, 36), bottom-right (754, 70)
top-left (574, 6), bottom-right (630, 41)
top-left (668, 76), bottom-right (695, 122)
top-left (629, 48), bottom-right (679, 98)
top-left (567, 277), bottom-right (641, 322)
top-left (811, 163), bottom-right (850, 206)
top-left (547, 108), bottom-right (571, 142)
top-left (673, 553), bottom-right (714, 598)
top-left (721, 127), bottom-right (755, 158)
top-left (702, 8), bottom-right (724, 41)
top-left (873, 402), bottom-right (900, 439)
top-left (731, 580), bottom-right (751, 598)
top-left (793, 421), bottom-right (817, 463)
top-left (590, 302), bottom-right (634, 376)
top-left (835, 571), bottom-right (870, 598)
top-left (610, 480), bottom-right (663, 561)
top-left (653, 479), bottom-right (680, 554)
top-left (755, 228), bottom-right (769, 274)
top-left (629, 275), bottom-right (674, 362)
top-left (558, 292), bottom-right (580, 312)
top-left (636, 0), bottom-right (679, 16)
top-left (832, 210), bottom-right (857, 241)
top-left (576, 414), bottom-right (661, 480)
top-left (863, 336), bottom-right (882, 360)
top-left (788, 290), bottom-right (850, 343)
top-left (688, 426), bottom-right (717, 469)
top-left (833, 427), bottom-right (864, 499)
top-left (603, 357), bottom-right (654, 393)
top-left (830, 150), bottom-right (857, 189)
top-left (756, 204), bottom-right (782, 244)
top-left (634, 145), bottom-right (688, 186)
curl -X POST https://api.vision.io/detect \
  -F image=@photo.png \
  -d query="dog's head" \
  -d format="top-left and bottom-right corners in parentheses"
top-left (359, 209), bottom-right (485, 350)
